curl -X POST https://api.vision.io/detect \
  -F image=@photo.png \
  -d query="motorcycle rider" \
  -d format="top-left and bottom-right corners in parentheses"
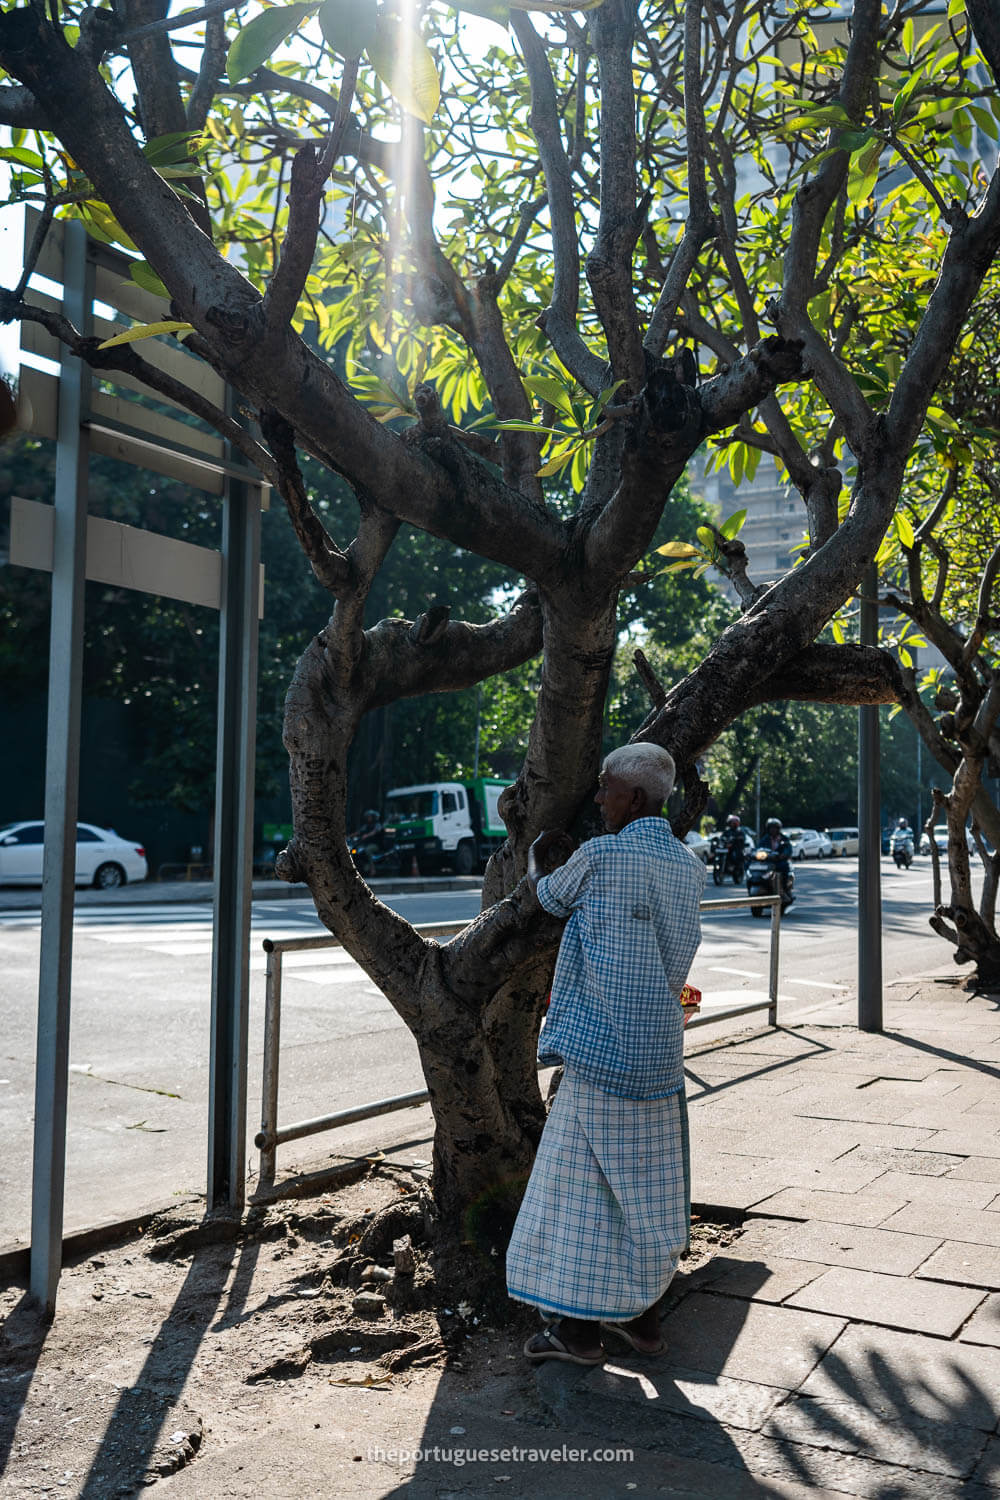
top-left (758, 817), bottom-right (794, 905)
top-left (351, 808), bottom-right (382, 844)
top-left (718, 813), bottom-right (746, 878)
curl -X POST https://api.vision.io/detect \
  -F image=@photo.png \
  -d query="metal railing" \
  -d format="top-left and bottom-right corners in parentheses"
top-left (255, 896), bottom-right (782, 1185)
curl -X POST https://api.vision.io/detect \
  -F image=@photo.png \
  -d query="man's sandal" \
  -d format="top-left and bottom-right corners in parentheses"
top-left (523, 1324), bottom-right (604, 1366)
top-left (599, 1320), bottom-right (666, 1356)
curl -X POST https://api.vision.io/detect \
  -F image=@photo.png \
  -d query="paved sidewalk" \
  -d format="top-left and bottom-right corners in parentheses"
top-left (2, 975), bottom-right (999, 1497)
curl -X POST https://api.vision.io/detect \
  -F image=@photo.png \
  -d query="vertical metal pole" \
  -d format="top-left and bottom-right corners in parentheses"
top-left (258, 943), bottom-right (282, 1187)
top-left (767, 897), bottom-right (781, 1026)
top-left (207, 470), bottom-right (261, 1211)
top-left (858, 563), bottom-right (883, 1031)
top-left (30, 219), bottom-right (91, 1312)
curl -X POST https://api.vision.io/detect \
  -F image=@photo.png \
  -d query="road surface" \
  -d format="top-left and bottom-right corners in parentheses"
top-left (0, 860), bottom-right (961, 1247)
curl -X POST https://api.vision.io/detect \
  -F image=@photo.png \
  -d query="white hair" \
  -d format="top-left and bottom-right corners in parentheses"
top-left (602, 743), bottom-right (676, 805)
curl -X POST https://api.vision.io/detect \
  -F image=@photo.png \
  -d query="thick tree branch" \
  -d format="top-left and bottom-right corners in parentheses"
top-left (259, 410), bottom-right (350, 596)
top-left (264, 62), bottom-right (358, 334)
top-left (511, 11), bottom-right (605, 394)
top-left (587, 0), bottom-right (645, 389)
top-left (584, 337), bottom-right (803, 584)
top-left (645, 0), bottom-right (715, 356)
top-left (0, 83), bottom-right (45, 128)
top-left (4, 294), bottom-right (277, 480)
top-left (0, 10), bottom-right (569, 577)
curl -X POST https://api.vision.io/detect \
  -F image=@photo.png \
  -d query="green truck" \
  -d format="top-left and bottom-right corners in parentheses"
top-left (384, 778), bottom-right (512, 875)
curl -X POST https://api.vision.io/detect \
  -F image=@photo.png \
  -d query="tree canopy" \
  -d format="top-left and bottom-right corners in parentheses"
top-left (3, 0), bottom-right (1000, 1288)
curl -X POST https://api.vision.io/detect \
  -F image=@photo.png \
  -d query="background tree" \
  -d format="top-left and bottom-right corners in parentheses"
top-left (1, 0), bottom-right (999, 1298)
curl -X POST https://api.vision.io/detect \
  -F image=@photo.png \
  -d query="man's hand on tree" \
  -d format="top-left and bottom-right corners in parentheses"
top-left (528, 829), bottom-right (575, 880)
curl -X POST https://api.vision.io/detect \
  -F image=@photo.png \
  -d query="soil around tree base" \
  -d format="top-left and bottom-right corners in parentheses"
top-left (0, 1163), bottom-right (741, 1497)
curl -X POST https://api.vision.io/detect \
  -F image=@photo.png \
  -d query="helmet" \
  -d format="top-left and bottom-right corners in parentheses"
top-left (364, 809), bottom-right (379, 820)
top-left (727, 814), bottom-right (741, 827)
top-left (897, 816), bottom-right (908, 827)
top-left (765, 817), bottom-right (782, 834)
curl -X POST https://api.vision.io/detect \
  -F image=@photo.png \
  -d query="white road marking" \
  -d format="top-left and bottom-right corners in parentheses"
top-left (783, 977), bottom-right (851, 991)
top-left (707, 966), bottom-right (764, 979)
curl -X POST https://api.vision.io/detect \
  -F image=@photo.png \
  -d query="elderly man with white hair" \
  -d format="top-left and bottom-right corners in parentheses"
top-left (506, 742), bottom-right (706, 1364)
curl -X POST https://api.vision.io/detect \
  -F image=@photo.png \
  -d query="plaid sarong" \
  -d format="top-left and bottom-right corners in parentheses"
top-left (505, 1067), bottom-right (689, 1321)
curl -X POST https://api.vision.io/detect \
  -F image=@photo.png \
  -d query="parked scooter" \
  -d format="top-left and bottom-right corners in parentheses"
top-left (746, 847), bottom-right (795, 918)
top-left (890, 828), bottom-right (914, 869)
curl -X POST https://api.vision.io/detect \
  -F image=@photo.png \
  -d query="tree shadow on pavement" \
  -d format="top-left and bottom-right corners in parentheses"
top-left (372, 1261), bottom-right (776, 1498)
top-left (761, 1325), bottom-right (1000, 1496)
top-left (0, 1286), bottom-right (48, 1478)
top-left (75, 1231), bottom-right (241, 1498)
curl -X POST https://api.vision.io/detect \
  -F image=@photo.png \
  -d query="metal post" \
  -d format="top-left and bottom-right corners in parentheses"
top-left (767, 896), bottom-right (782, 1026)
top-left (207, 469), bottom-right (261, 1211)
top-left (258, 943), bottom-right (282, 1187)
top-left (858, 562), bottom-right (883, 1031)
top-left (30, 219), bottom-right (91, 1312)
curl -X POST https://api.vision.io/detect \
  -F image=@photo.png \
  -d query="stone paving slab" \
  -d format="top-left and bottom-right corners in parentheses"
top-left (919, 1130), bottom-right (1000, 1159)
top-left (707, 1257), bottom-right (829, 1305)
top-left (856, 1170), bottom-right (999, 1209)
top-left (836, 1144), bottom-right (964, 1175)
top-left (973, 1433), bottom-right (1000, 1488)
top-left (797, 1323), bottom-right (1000, 1432)
top-left (959, 1293), bottom-right (1000, 1346)
top-left (583, 1360), bottom-right (787, 1433)
top-left (656, 1293), bottom-right (845, 1388)
top-left (880, 1202), bottom-right (1000, 1247)
top-left (916, 1240), bottom-right (1000, 1289)
top-left (761, 1386), bottom-right (989, 1482)
top-left (786, 1088), bottom-right (941, 1125)
top-left (760, 1219), bottom-right (943, 1275)
top-left (785, 1265), bottom-right (986, 1337)
top-left (749, 1187), bottom-right (907, 1228)
top-left (762, 1392), bottom-right (990, 1479)
top-left (948, 1157), bottom-right (1000, 1182)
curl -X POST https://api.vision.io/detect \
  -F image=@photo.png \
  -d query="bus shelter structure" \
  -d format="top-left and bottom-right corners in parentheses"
top-left (9, 210), bottom-right (267, 1311)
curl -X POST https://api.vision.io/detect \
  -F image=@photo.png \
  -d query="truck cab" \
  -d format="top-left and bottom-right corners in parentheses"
top-left (384, 778), bottom-right (511, 874)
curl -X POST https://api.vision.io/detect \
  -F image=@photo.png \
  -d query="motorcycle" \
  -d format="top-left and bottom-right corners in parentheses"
top-left (349, 824), bottom-right (401, 878)
top-left (890, 829), bottom-right (914, 869)
top-left (746, 848), bottom-right (795, 918)
top-left (712, 839), bottom-right (745, 886)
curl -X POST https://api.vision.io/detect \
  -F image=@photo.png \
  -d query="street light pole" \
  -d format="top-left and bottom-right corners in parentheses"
top-left (858, 563), bottom-right (883, 1032)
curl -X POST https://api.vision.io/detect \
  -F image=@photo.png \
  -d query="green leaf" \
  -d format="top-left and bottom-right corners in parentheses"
top-left (593, 378), bottom-right (626, 418)
top-left (0, 145), bottom-right (44, 169)
top-left (899, 645), bottom-right (913, 667)
top-left (318, 0), bottom-right (377, 58)
top-left (97, 319), bottom-right (194, 350)
top-left (831, 619), bottom-right (845, 644)
top-left (129, 261), bottom-right (171, 300)
top-left (719, 507), bottom-right (747, 541)
top-left (368, 17), bottom-right (441, 124)
top-left (654, 540), bottom-right (701, 559)
top-left (892, 65), bottom-right (925, 123)
top-left (451, 0), bottom-right (510, 29)
top-left (141, 131), bottom-right (201, 167)
top-left (536, 441), bottom-right (580, 478)
top-left (79, 202), bottom-right (139, 253)
top-left (523, 375), bottom-right (576, 420)
top-left (695, 525), bottom-right (716, 552)
top-left (847, 138), bottom-right (883, 205)
top-left (226, 4), bottom-right (318, 84)
top-left (895, 510), bottom-right (915, 548)
top-left (947, 0), bottom-right (965, 16)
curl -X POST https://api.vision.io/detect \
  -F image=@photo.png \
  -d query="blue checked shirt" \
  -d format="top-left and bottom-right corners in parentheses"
top-left (536, 817), bottom-right (706, 1099)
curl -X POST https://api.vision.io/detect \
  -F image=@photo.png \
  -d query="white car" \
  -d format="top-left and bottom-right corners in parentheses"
top-left (825, 826), bottom-right (859, 857)
top-left (784, 827), bottom-right (833, 860)
top-left (0, 821), bottom-right (148, 888)
top-left (919, 827), bottom-right (977, 856)
top-left (684, 830), bottom-right (712, 863)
